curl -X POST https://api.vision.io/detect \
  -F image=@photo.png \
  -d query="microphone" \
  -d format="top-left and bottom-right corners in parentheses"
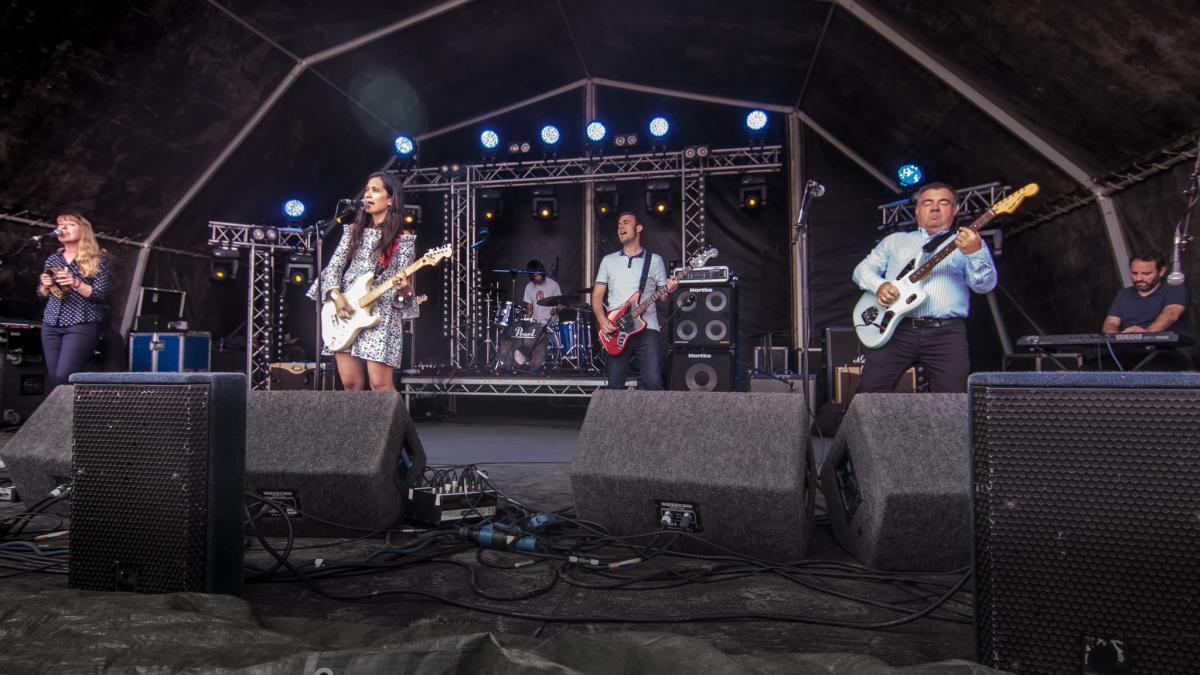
top-left (797, 179), bottom-right (826, 225)
top-left (470, 227), bottom-right (490, 249)
top-left (32, 227), bottom-right (65, 241)
top-left (337, 198), bottom-right (366, 209)
top-left (1167, 228), bottom-right (1185, 286)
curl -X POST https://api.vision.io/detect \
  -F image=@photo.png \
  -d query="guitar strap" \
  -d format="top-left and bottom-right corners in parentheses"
top-left (637, 249), bottom-right (653, 299)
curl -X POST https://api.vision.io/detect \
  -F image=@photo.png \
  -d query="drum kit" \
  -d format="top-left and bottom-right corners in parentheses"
top-left (480, 268), bottom-right (599, 374)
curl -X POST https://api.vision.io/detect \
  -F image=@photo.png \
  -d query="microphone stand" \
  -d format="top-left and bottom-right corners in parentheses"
top-left (311, 216), bottom-right (338, 390)
top-left (791, 181), bottom-right (816, 417)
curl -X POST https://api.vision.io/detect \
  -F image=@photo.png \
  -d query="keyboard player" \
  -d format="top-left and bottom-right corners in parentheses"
top-left (1101, 249), bottom-right (1193, 369)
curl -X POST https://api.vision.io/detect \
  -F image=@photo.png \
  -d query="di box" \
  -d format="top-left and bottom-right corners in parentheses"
top-left (129, 332), bottom-right (211, 373)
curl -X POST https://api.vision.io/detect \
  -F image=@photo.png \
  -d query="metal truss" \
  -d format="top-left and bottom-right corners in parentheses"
top-left (877, 182), bottom-right (1011, 233)
top-left (399, 147), bottom-right (782, 362)
top-left (402, 374), bottom-right (608, 398)
top-left (208, 221), bottom-right (313, 389)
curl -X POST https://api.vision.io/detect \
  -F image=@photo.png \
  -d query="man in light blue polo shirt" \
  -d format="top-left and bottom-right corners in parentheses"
top-left (852, 182), bottom-right (997, 393)
top-left (592, 212), bottom-right (679, 389)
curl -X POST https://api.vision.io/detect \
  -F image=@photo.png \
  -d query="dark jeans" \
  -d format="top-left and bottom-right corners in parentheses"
top-left (41, 322), bottom-right (101, 388)
top-left (858, 318), bottom-right (969, 394)
top-left (605, 328), bottom-right (664, 390)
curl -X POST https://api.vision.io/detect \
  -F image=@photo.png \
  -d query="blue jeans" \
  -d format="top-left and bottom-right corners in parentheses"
top-left (605, 329), bottom-right (664, 390)
top-left (41, 322), bottom-right (101, 388)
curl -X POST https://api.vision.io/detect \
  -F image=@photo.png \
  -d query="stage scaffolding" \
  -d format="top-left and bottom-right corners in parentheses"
top-left (400, 145), bottom-right (783, 368)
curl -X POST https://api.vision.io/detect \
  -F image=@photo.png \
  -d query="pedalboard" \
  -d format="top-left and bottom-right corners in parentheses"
top-left (408, 486), bottom-right (499, 526)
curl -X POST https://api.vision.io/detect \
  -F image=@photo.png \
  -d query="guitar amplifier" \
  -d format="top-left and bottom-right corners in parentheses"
top-left (268, 362), bottom-right (334, 390)
top-left (835, 366), bottom-right (915, 405)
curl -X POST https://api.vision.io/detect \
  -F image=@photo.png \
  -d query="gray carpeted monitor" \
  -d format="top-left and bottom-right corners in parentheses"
top-left (820, 393), bottom-right (970, 571)
top-left (570, 389), bottom-right (814, 561)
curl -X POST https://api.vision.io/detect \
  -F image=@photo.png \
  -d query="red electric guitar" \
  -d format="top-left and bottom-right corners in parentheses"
top-left (598, 247), bottom-right (718, 356)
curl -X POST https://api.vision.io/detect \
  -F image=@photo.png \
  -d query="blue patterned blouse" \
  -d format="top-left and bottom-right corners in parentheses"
top-left (41, 252), bottom-right (111, 326)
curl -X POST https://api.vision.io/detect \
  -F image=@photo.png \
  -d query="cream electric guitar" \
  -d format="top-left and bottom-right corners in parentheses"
top-left (852, 184), bottom-right (1039, 349)
top-left (321, 245), bottom-right (451, 352)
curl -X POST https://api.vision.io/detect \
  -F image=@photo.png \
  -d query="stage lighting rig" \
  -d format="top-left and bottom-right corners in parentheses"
top-left (648, 116), bottom-right (670, 152)
top-left (403, 204), bottom-right (423, 226)
top-left (284, 253), bottom-right (314, 286)
top-left (613, 133), bottom-right (638, 150)
top-left (645, 181), bottom-right (672, 216)
top-left (281, 199), bottom-right (306, 220)
top-left (683, 145), bottom-right (710, 160)
top-left (478, 189), bottom-right (504, 222)
top-left (251, 226), bottom-right (279, 243)
top-left (393, 134), bottom-right (417, 157)
top-left (594, 183), bottom-right (618, 217)
top-left (210, 246), bottom-right (239, 282)
top-left (532, 188), bottom-right (558, 222)
top-left (739, 176), bottom-right (767, 210)
top-left (897, 163), bottom-right (924, 188)
top-left (586, 120), bottom-right (607, 144)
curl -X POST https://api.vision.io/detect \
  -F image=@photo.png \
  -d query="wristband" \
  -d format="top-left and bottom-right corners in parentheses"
top-left (73, 278), bottom-right (83, 289)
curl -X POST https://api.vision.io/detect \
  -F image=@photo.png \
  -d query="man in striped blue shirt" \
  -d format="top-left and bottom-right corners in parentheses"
top-left (851, 182), bottom-right (997, 393)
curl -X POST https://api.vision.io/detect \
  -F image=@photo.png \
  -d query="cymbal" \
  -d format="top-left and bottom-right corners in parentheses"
top-left (536, 294), bottom-right (589, 308)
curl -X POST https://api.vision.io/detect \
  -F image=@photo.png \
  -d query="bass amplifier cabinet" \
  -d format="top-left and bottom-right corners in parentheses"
top-left (970, 372), bottom-right (1200, 674)
top-left (669, 349), bottom-right (735, 392)
top-left (67, 373), bottom-right (246, 595)
top-left (671, 285), bottom-right (736, 348)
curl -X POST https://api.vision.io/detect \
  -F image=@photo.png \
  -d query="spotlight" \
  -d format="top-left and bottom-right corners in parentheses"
top-left (586, 120), bottom-right (607, 144)
top-left (614, 135), bottom-right (626, 148)
top-left (594, 183), bottom-right (618, 217)
top-left (478, 189), bottom-right (504, 222)
top-left (897, 163), bottom-right (923, 188)
top-left (696, 145), bottom-right (709, 158)
top-left (284, 253), bottom-right (314, 286)
top-left (520, 141), bottom-right (531, 154)
top-left (402, 204), bottom-right (422, 226)
top-left (624, 133), bottom-right (638, 147)
top-left (645, 181), bottom-right (672, 216)
top-left (683, 145), bottom-right (709, 160)
top-left (480, 129), bottom-right (500, 152)
top-left (507, 142), bottom-right (521, 154)
top-left (210, 246), bottom-right (239, 282)
top-left (532, 188), bottom-right (558, 222)
top-left (282, 199), bottom-right (306, 219)
top-left (539, 124), bottom-right (560, 146)
top-left (739, 176), bottom-right (767, 210)
top-left (648, 116), bottom-right (670, 139)
top-left (393, 134), bottom-right (416, 156)
top-left (745, 109), bottom-right (768, 133)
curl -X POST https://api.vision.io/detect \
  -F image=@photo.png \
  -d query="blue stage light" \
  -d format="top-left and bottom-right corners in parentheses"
top-left (897, 163), bottom-right (924, 187)
top-left (282, 199), bottom-right (306, 219)
top-left (480, 129), bottom-right (500, 151)
top-left (540, 125), bottom-right (560, 146)
top-left (393, 135), bottom-right (415, 156)
top-left (745, 109), bottom-right (768, 132)
top-left (648, 116), bottom-right (670, 139)
top-left (586, 120), bottom-right (607, 143)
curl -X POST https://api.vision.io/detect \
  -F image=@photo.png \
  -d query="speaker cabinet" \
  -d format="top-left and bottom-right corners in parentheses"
top-left (834, 366), bottom-right (916, 405)
top-left (67, 373), bottom-right (246, 595)
top-left (245, 391), bottom-right (426, 537)
top-left (669, 349), bottom-right (735, 392)
top-left (819, 393), bottom-right (970, 571)
top-left (671, 285), bottom-right (735, 348)
top-left (969, 372), bottom-right (1200, 674)
top-left (570, 390), bottom-right (815, 561)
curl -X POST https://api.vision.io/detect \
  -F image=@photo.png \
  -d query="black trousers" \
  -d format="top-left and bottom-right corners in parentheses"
top-left (858, 318), bottom-right (970, 394)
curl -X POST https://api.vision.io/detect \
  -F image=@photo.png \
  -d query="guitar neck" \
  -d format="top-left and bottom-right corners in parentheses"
top-left (362, 259), bottom-right (432, 306)
top-left (630, 267), bottom-right (689, 318)
top-left (908, 210), bottom-right (996, 283)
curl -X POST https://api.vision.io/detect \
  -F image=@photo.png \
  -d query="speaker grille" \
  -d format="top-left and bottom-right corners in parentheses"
top-left (972, 386), bottom-right (1200, 673)
top-left (69, 384), bottom-right (211, 593)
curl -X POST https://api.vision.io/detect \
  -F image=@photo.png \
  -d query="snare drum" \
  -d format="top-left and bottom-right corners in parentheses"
top-left (557, 320), bottom-right (592, 361)
top-left (499, 319), bottom-right (550, 371)
top-left (494, 301), bottom-right (514, 327)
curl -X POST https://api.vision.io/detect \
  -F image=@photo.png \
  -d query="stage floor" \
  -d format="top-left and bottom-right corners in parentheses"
top-left (0, 410), bottom-right (989, 673)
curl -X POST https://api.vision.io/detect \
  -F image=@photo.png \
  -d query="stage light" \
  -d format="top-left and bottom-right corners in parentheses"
top-left (745, 109), bottom-right (768, 133)
top-left (614, 135), bottom-right (626, 147)
top-left (480, 129), bottom-right (500, 151)
top-left (540, 125), bottom-right (560, 146)
top-left (739, 176), bottom-right (767, 210)
top-left (645, 181), bottom-right (672, 216)
top-left (210, 247), bottom-right (239, 282)
top-left (586, 120), bottom-right (607, 143)
top-left (402, 204), bottom-right (422, 226)
top-left (508, 142), bottom-right (521, 154)
top-left (594, 183), bottom-right (618, 217)
top-left (393, 135), bottom-right (416, 156)
top-left (625, 134), bottom-right (638, 147)
top-left (683, 145), bottom-right (709, 160)
top-left (520, 141), bottom-right (531, 153)
top-left (284, 253), bottom-right (314, 286)
top-left (282, 199), bottom-right (306, 219)
top-left (648, 116), bottom-right (670, 139)
top-left (478, 189), bottom-right (504, 222)
top-left (897, 163), bottom-right (923, 187)
top-left (532, 188), bottom-right (558, 222)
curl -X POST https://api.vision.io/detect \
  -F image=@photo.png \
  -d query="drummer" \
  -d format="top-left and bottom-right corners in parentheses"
top-left (522, 260), bottom-right (561, 327)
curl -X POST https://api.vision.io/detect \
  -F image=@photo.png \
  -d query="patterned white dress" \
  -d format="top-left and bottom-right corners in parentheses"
top-left (307, 226), bottom-right (416, 368)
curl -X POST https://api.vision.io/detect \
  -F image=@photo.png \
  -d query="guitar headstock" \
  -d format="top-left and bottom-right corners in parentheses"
top-left (421, 244), bottom-right (453, 266)
top-left (991, 183), bottom-right (1040, 216)
top-left (688, 247), bottom-right (718, 269)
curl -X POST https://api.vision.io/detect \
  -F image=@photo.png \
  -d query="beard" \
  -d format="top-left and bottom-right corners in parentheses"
top-left (1133, 278), bottom-right (1161, 292)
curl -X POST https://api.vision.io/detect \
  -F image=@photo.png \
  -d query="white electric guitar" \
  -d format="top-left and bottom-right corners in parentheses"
top-left (852, 183), bottom-right (1039, 349)
top-left (321, 244), bottom-right (452, 352)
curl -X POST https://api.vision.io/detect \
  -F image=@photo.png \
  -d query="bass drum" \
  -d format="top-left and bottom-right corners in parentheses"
top-left (498, 319), bottom-right (551, 371)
